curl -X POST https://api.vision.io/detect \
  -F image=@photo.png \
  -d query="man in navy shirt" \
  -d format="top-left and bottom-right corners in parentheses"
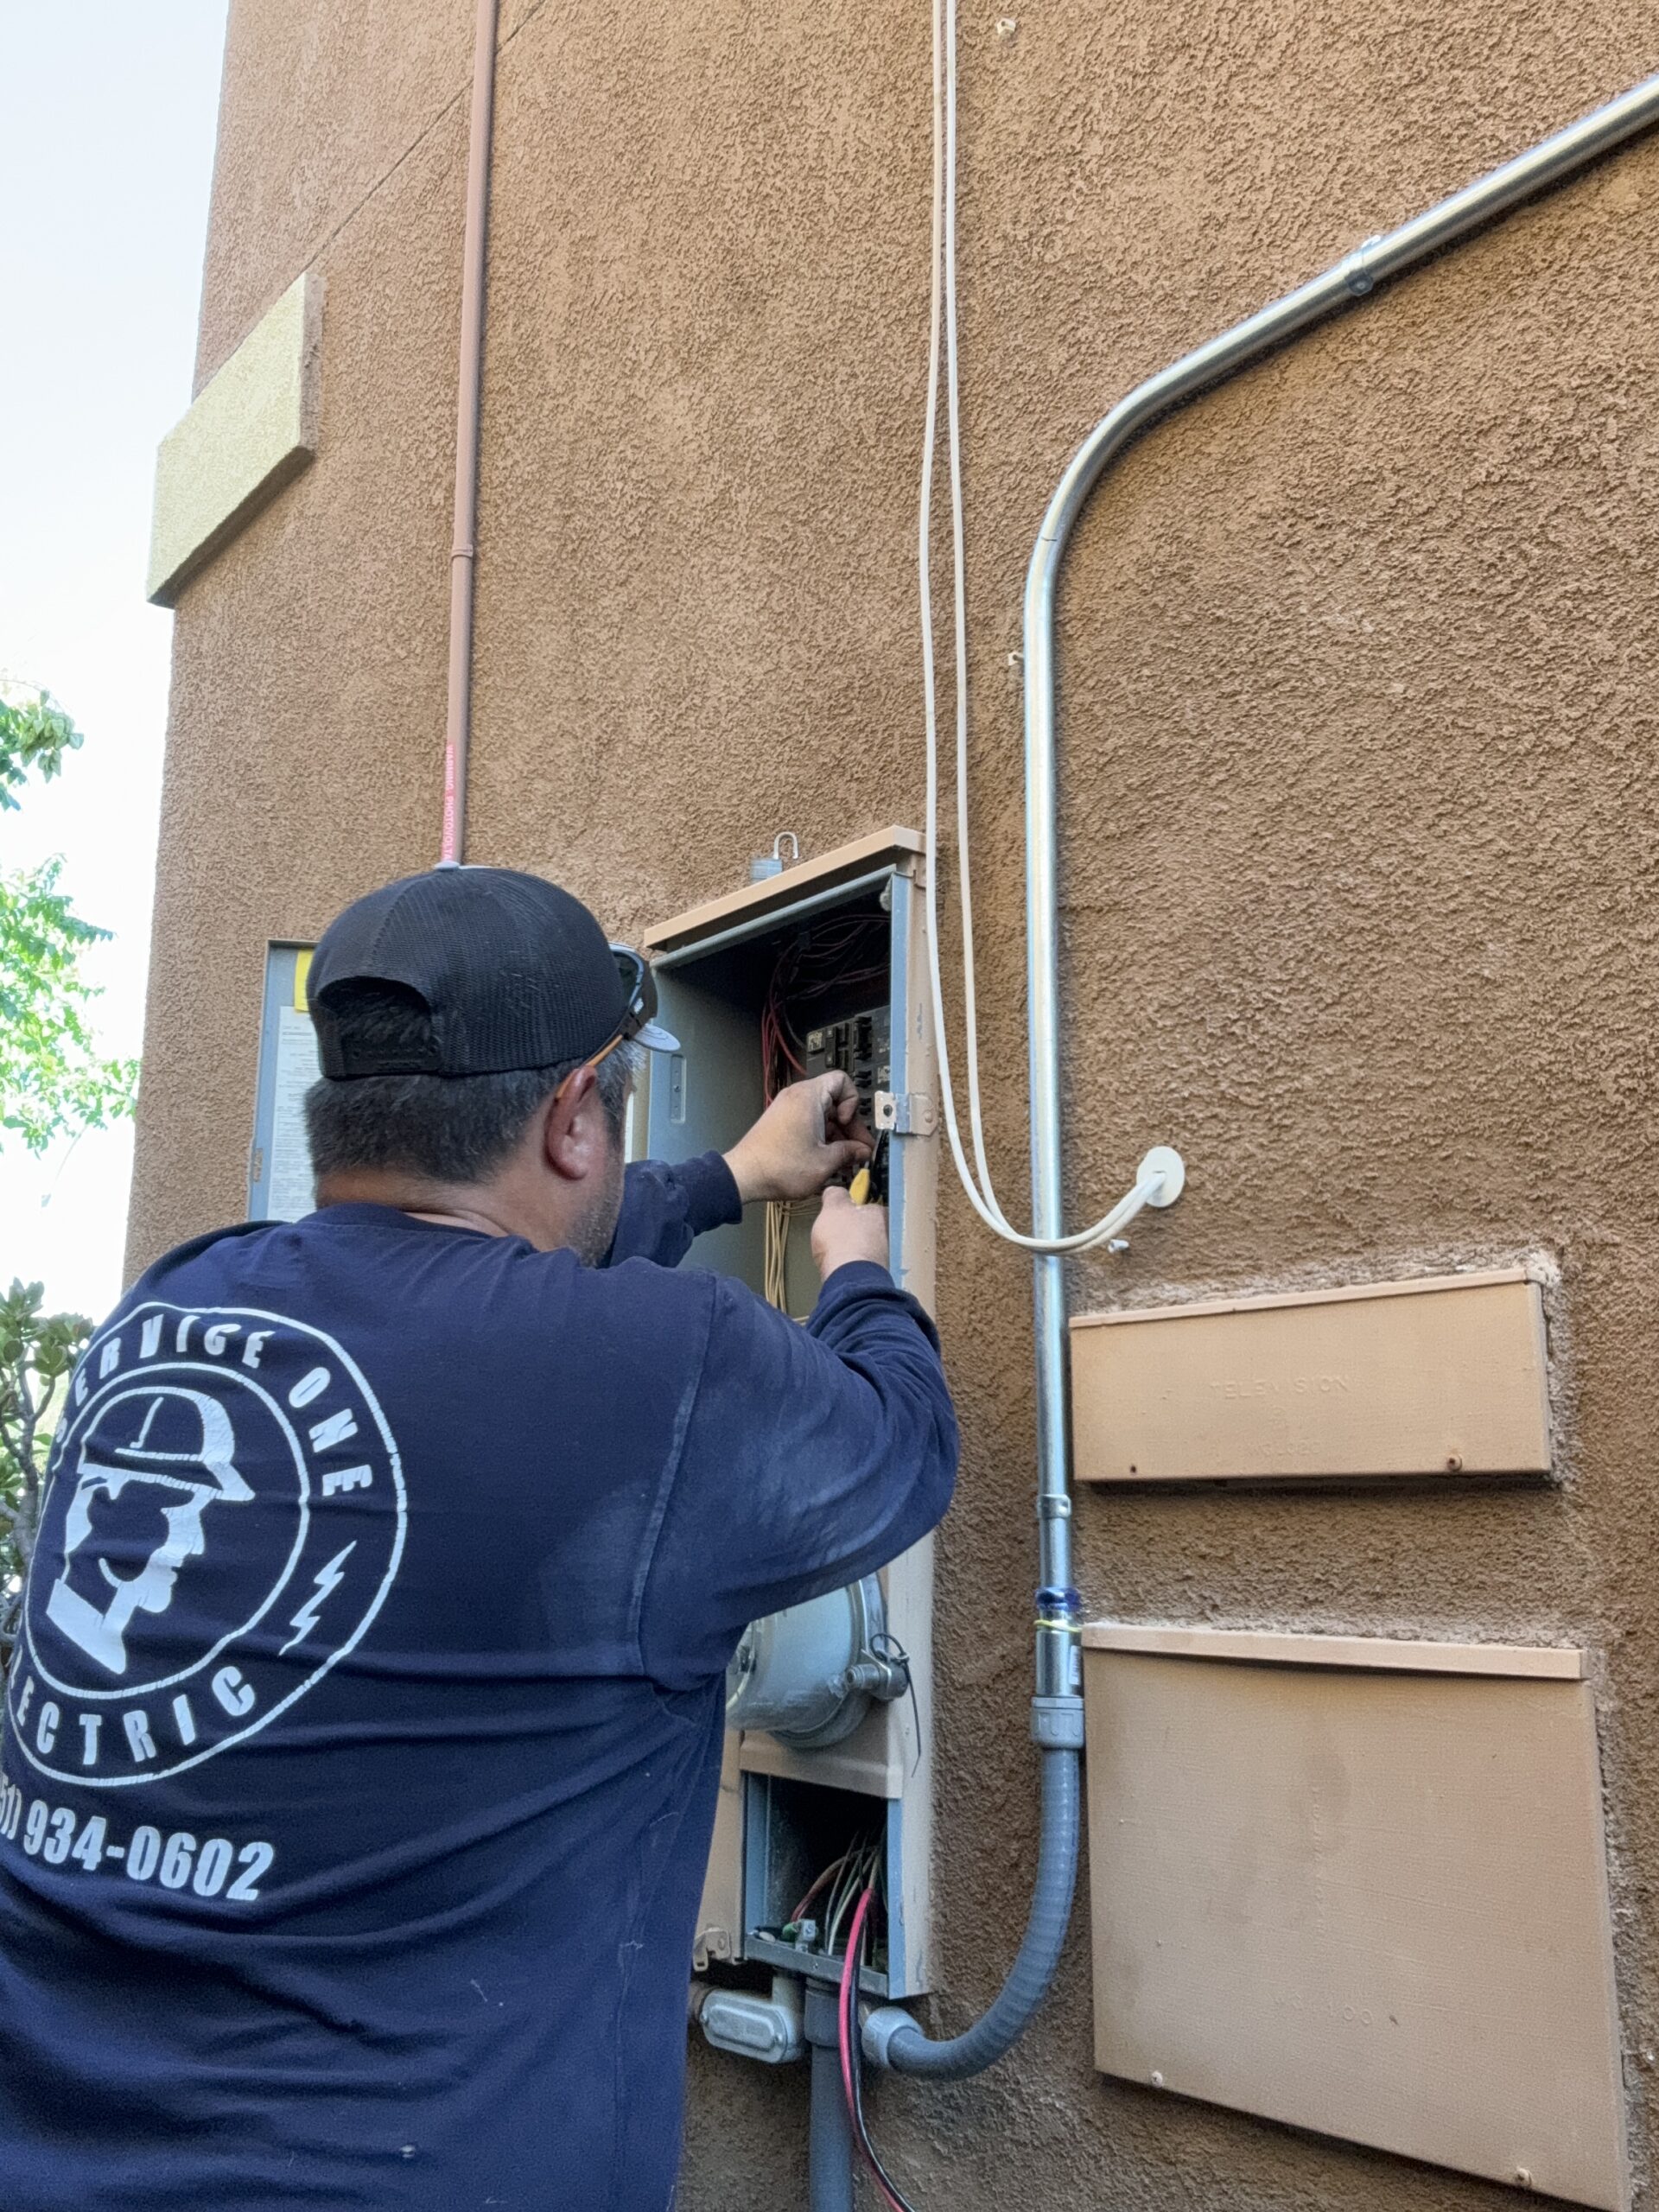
top-left (0, 866), bottom-right (957, 2211)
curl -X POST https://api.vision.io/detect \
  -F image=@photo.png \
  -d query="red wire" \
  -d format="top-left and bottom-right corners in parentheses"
top-left (837, 1890), bottom-right (865, 2112)
top-left (838, 1889), bottom-right (907, 2212)
top-left (761, 915), bottom-right (883, 1102)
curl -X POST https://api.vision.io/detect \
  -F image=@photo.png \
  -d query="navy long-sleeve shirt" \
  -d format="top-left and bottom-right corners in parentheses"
top-left (0, 1154), bottom-right (957, 2211)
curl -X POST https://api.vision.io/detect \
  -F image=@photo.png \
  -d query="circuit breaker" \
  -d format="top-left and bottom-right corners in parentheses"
top-left (641, 828), bottom-right (937, 1999)
top-left (804, 1009), bottom-right (892, 1200)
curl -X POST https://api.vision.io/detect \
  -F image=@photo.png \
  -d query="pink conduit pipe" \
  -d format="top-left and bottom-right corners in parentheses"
top-left (440, 0), bottom-right (502, 867)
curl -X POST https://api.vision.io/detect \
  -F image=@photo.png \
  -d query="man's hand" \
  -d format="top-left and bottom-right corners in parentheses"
top-left (810, 1185), bottom-right (890, 1281)
top-left (724, 1073), bottom-right (874, 1206)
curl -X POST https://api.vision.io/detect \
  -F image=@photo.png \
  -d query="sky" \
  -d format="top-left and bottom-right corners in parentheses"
top-left (0, 3), bottom-right (229, 1321)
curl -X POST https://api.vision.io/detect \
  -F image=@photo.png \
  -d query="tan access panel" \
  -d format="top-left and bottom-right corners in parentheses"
top-left (1084, 1638), bottom-right (1627, 2209)
top-left (1071, 1268), bottom-right (1551, 1482)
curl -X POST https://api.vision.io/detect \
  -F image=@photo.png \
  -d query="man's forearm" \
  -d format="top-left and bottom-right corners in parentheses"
top-left (603, 1154), bottom-right (742, 1268)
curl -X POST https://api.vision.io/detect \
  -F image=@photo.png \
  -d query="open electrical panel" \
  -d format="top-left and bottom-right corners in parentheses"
top-left (641, 829), bottom-right (937, 1998)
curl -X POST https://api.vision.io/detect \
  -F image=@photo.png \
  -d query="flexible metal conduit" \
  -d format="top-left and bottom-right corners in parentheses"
top-left (872, 67), bottom-right (1659, 2082)
top-left (866, 1746), bottom-right (1079, 2082)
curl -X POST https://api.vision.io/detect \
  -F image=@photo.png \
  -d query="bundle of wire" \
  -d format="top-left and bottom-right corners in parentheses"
top-left (783, 1830), bottom-right (883, 1961)
top-left (917, 0), bottom-right (1157, 1256)
top-left (762, 1196), bottom-right (808, 1312)
top-left (839, 1886), bottom-right (918, 2212)
top-left (760, 915), bottom-right (887, 1106)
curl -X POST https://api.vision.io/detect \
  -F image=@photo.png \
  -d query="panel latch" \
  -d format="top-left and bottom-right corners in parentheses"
top-left (874, 1089), bottom-right (937, 1136)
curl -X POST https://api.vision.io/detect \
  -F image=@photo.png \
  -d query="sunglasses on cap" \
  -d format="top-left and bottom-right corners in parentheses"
top-left (552, 944), bottom-right (677, 1102)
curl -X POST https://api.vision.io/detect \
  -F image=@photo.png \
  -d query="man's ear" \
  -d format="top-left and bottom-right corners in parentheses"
top-left (540, 1065), bottom-right (604, 1183)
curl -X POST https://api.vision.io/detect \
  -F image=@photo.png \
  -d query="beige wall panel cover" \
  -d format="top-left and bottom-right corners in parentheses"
top-left (1071, 1271), bottom-right (1551, 1482)
top-left (147, 270), bottom-right (322, 607)
top-left (1084, 1646), bottom-right (1627, 2209)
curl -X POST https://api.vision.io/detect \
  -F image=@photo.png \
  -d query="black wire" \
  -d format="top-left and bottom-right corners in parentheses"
top-left (868, 1630), bottom-right (921, 1776)
top-left (849, 1896), bottom-right (922, 2212)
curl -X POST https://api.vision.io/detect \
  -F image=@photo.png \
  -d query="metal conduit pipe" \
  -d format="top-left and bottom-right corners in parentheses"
top-left (438, 0), bottom-right (503, 867)
top-left (1023, 64), bottom-right (1659, 1624)
top-left (870, 67), bottom-right (1659, 2083)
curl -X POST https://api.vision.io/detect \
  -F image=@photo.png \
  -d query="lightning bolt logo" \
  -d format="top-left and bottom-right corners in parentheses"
top-left (280, 1542), bottom-right (356, 1655)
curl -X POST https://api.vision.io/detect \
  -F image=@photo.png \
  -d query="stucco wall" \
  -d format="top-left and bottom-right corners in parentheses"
top-left (132, 3), bottom-right (1659, 2204)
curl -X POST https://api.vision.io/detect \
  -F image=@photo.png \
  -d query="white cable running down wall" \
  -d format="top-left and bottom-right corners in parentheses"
top-left (918, 1), bottom-right (1159, 1255)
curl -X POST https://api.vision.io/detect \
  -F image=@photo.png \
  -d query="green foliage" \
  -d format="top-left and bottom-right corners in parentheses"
top-left (0, 858), bottom-right (138, 1151)
top-left (0, 690), bottom-right (80, 812)
top-left (0, 1280), bottom-right (91, 1649)
top-left (0, 689), bottom-right (135, 1647)
top-left (0, 689), bottom-right (139, 1153)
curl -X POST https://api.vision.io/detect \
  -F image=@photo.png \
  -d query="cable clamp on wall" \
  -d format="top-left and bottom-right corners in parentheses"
top-left (1339, 235), bottom-right (1384, 296)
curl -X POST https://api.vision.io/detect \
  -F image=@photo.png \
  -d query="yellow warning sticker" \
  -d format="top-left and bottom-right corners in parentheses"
top-left (293, 947), bottom-right (314, 1012)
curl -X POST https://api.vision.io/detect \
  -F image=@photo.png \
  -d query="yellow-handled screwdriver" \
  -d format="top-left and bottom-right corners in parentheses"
top-left (848, 1128), bottom-right (887, 1207)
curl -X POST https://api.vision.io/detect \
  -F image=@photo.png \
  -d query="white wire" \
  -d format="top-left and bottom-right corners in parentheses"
top-left (918, 0), bottom-right (1154, 1255)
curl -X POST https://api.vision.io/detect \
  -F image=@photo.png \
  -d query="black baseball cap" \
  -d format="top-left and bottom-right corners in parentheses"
top-left (308, 867), bottom-right (677, 1079)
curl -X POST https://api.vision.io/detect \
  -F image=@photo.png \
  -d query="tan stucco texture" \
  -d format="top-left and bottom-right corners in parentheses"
top-left (134, 3), bottom-right (1659, 2206)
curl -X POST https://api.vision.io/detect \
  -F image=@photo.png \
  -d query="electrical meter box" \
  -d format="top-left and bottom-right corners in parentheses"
top-left (249, 942), bottom-right (319, 1221)
top-left (642, 828), bottom-right (938, 1999)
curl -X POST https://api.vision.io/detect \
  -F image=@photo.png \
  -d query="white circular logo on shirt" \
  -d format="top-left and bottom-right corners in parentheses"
top-left (9, 1302), bottom-right (405, 1788)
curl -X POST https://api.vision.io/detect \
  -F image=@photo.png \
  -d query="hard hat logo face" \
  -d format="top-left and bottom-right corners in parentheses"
top-left (46, 1388), bottom-right (257, 1678)
top-left (10, 1303), bottom-right (405, 1789)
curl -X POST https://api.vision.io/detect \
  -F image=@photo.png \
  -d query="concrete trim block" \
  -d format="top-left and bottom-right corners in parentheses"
top-left (147, 271), bottom-right (322, 607)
